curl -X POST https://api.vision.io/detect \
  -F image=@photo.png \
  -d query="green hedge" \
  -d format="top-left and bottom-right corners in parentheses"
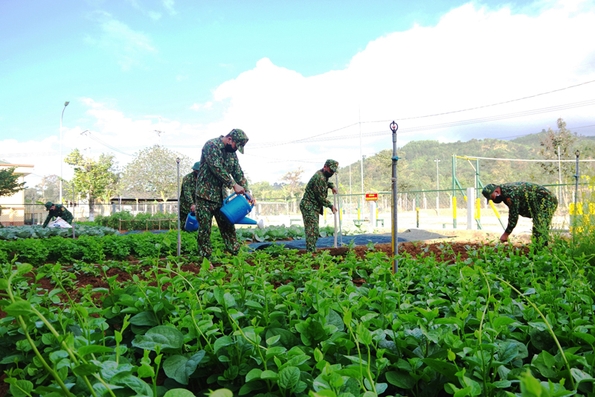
top-left (94, 211), bottom-right (178, 231)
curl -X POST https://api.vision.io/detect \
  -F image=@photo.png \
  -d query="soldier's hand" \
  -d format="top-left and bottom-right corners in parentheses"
top-left (500, 232), bottom-right (510, 243)
top-left (332, 187), bottom-right (338, 195)
top-left (233, 184), bottom-right (245, 195)
top-left (331, 205), bottom-right (338, 214)
top-left (244, 191), bottom-right (256, 205)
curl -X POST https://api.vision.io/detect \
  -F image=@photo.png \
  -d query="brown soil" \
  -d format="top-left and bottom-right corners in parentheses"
top-left (45, 231), bottom-right (525, 298)
top-left (27, 230), bottom-right (527, 301)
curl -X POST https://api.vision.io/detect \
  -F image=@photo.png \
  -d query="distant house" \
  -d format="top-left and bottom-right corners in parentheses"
top-left (0, 161), bottom-right (34, 226)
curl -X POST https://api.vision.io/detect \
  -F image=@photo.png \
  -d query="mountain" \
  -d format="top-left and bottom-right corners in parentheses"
top-left (336, 131), bottom-right (595, 193)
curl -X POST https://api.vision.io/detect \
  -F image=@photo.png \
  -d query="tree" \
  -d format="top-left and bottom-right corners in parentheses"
top-left (64, 149), bottom-right (119, 220)
top-left (280, 168), bottom-right (304, 212)
top-left (37, 175), bottom-right (60, 204)
top-left (539, 118), bottom-right (578, 183)
top-left (120, 145), bottom-right (193, 202)
top-left (0, 167), bottom-right (26, 197)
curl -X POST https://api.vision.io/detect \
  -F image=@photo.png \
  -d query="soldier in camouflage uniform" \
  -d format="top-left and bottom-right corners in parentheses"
top-left (179, 161), bottom-right (200, 230)
top-left (42, 201), bottom-right (74, 227)
top-left (482, 182), bottom-right (558, 246)
top-left (194, 129), bottom-right (252, 260)
top-left (299, 159), bottom-right (339, 252)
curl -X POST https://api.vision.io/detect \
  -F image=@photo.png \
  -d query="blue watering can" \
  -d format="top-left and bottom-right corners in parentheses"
top-left (221, 193), bottom-right (264, 228)
top-left (184, 212), bottom-right (199, 231)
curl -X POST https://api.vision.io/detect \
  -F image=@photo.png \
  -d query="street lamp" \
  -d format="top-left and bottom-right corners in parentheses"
top-left (59, 101), bottom-right (70, 204)
top-left (434, 159), bottom-right (441, 211)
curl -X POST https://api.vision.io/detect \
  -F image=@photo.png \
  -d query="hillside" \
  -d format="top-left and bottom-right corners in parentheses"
top-left (335, 132), bottom-right (595, 193)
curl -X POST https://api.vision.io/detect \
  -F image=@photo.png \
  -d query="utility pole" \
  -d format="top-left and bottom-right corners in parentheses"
top-left (59, 101), bottom-right (69, 204)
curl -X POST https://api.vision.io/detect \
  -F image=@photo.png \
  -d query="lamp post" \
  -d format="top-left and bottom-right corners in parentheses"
top-left (59, 101), bottom-right (70, 204)
top-left (434, 159), bottom-right (441, 211)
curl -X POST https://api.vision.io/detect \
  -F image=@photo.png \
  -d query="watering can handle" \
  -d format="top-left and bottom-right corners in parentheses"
top-left (223, 192), bottom-right (254, 206)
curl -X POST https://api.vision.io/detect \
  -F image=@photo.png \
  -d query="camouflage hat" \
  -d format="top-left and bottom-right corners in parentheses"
top-left (482, 184), bottom-right (498, 204)
top-left (192, 161), bottom-right (200, 171)
top-left (228, 129), bottom-right (249, 154)
top-left (324, 159), bottom-right (339, 172)
top-left (44, 201), bottom-right (53, 210)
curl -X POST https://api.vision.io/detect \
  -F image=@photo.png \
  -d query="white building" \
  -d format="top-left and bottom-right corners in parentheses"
top-left (0, 161), bottom-right (34, 226)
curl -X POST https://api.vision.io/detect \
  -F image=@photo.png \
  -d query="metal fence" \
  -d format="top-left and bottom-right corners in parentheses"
top-left (4, 183), bottom-right (592, 233)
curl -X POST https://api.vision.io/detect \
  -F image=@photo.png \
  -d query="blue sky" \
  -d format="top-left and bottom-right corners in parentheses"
top-left (1, 0), bottom-right (594, 185)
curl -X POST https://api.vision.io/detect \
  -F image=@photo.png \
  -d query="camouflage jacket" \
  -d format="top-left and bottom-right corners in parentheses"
top-left (195, 136), bottom-right (248, 204)
top-left (300, 170), bottom-right (335, 215)
top-left (179, 171), bottom-right (197, 215)
top-left (498, 182), bottom-right (557, 234)
top-left (43, 204), bottom-right (73, 227)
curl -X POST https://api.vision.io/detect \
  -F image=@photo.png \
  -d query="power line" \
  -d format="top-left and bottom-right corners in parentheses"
top-left (252, 79), bottom-right (595, 148)
top-left (375, 79), bottom-right (595, 123)
top-left (243, 153), bottom-right (324, 165)
top-left (85, 131), bottom-right (134, 156)
top-left (259, 100), bottom-right (595, 145)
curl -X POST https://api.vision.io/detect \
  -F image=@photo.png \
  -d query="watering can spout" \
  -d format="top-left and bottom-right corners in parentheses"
top-left (237, 216), bottom-right (257, 225)
top-left (237, 217), bottom-right (265, 229)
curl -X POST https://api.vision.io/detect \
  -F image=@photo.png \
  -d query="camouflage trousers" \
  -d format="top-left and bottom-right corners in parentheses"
top-left (300, 202), bottom-right (320, 252)
top-left (195, 198), bottom-right (241, 259)
top-left (531, 195), bottom-right (558, 246)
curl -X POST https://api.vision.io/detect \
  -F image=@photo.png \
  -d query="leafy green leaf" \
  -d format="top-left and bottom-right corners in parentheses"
top-left (164, 389), bottom-right (198, 397)
top-left (385, 371), bottom-right (416, 389)
top-left (4, 300), bottom-right (34, 317)
top-left (163, 351), bottom-right (206, 385)
top-left (132, 325), bottom-right (184, 352)
top-left (279, 366), bottom-right (300, 390)
top-left (130, 311), bottom-right (159, 326)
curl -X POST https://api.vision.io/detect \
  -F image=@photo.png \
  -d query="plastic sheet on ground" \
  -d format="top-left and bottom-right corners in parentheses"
top-left (249, 229), bottom-right (448, 251)
top-left (48, 217), bottom-right (72, 228)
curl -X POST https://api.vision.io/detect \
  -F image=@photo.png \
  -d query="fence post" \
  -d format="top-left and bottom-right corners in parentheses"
top-left (466, 187), bottom-right (475, 230)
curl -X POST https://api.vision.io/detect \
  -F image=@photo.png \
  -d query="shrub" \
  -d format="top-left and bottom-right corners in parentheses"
top-left (106, 211), bottom-right (135, 230)
top-left (8, 239), bottom-right (49, 266)
top-left (102, 234), bottom-right (132, 260)
top-left (46, 237), bottom-right (84, 263)
top-left (130, 232), bottom-right (162, 258)
top-left (76, 235), bottom-right (105, 263)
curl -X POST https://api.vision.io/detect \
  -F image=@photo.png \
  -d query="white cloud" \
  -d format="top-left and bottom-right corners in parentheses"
top-left (5, 0), bottom-right (595, 188)
top-left (196, 0), bottom-right (595, 182)
top-left (162, 0), bottom-right (176, 16)
top-left (190, 102), bottom-right (213, 111)
top-left (89, 14), bottom-right (158, 71)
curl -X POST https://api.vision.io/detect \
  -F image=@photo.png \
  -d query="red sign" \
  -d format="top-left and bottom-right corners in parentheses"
top-left (365, 193), bottom-right (379, 201)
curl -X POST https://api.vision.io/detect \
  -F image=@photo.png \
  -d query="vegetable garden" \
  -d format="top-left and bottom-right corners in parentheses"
top-left (1, 223), bottom-right (595, 397)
